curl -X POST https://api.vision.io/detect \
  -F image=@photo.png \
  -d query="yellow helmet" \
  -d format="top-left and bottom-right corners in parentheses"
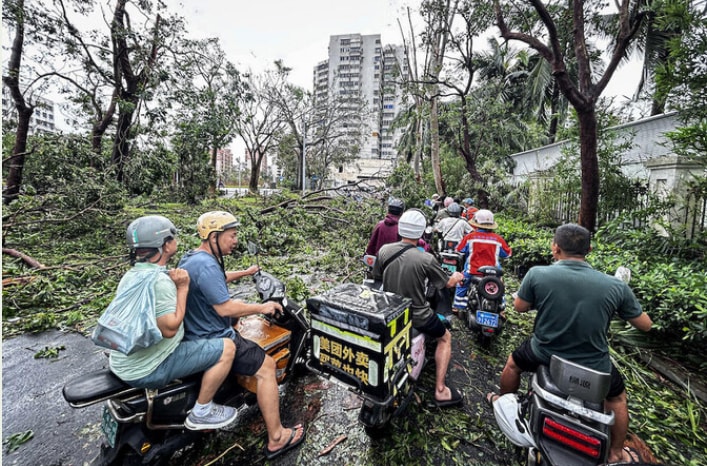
top-left (196, 211), bottom-right (240, 240)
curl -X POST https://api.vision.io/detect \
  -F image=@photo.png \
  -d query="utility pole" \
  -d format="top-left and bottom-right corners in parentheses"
top-left (302, 117), bottom-right (306, 195)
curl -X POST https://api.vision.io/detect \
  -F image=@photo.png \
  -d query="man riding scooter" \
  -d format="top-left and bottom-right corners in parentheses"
top-left (488, 223), bottom-right (652, 465)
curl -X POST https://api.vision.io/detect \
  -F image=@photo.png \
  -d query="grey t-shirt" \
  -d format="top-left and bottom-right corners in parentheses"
top-left (373, 242), bottom-right (449, 327)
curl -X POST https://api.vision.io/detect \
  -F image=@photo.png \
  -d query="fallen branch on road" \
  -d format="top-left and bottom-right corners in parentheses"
top-left (2, 248), bottom-right (46, 269)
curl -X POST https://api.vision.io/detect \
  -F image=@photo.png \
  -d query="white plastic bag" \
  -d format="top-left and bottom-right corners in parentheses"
top-left (91, 270), bottom-right (163, 355)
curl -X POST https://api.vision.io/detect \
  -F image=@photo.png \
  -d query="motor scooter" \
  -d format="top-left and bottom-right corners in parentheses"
top-left (491, 267), bottom-right (634, 465)
top-left (64, 248), bottom-right (431, 463)
top-left (461, 265), bottom-right (506, 345)
top-left (493, 355), bottom-right (615, 465)
top-left (62, 266), bottom-right (309, 465)
top-left (438, 239), bottom-right (465, 275)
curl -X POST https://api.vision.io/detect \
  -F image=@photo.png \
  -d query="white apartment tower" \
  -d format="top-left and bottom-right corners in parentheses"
top-left (313, 33), bottom-right (407, 185)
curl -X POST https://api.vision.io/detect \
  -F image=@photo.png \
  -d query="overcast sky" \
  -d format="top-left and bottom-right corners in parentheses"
top-left (171, 0), bottom-right (409, 89)
top-left (170, 0), bottom-right (641, 98)
top-left (166, 0), bottom-right (643, 158)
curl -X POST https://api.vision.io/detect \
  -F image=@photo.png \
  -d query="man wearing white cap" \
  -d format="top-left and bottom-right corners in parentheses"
top-left (372, 209), bottom-right (466, 407)
top-left (453, 209), bottom-right (512, 313)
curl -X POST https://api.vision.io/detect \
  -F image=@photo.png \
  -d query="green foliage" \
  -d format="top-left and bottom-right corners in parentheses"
top-left (495, 215), bottom-right (554, 274)
top-left (34, 345), bottom-right (66, 359)
top-left (385, 162), bottom-right (430, 210)
top-left (3, 430), bottom-right (33, 454)
top-left (123, 144), bottom-right (178, 196)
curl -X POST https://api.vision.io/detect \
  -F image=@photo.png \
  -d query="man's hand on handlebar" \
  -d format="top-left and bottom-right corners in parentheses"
top-left (446, 271), bottom-right (464, 288)
top-left (261, 301), bottom-right (283, 318)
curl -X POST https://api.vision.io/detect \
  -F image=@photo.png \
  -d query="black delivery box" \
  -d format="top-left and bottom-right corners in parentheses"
top-left (307, 283), bottom-right (412, 400)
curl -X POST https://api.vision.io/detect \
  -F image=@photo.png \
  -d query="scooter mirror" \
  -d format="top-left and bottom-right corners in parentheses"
top-left (614, 266), bottom-right (631, 284)
top-left (247, 241), bottom-right (259, 255)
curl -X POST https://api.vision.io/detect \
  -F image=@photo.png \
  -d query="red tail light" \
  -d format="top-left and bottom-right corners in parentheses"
top-left (542, 417), bottom-right (601, 459)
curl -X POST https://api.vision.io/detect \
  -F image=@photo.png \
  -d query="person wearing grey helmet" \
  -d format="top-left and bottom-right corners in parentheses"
top-left (372, 209), bottom-right (466, 407)
top-left (110, 215), bottom-right (238, 431)
top-left (461, 198), bottom-right (478, 220)
top-left (434, 202), bottom-right (473, 245)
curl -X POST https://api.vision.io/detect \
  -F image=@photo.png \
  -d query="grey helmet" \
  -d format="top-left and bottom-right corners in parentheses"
top-left (126, 215), bottom-right (177, 250)
top-left (387, 197), bottom-right (405, 216)
top-left (447, 202), bottom-right (462, 217)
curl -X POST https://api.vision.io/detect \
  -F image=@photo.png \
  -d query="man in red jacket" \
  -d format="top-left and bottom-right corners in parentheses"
top-left (453, 210), bottom-right (512, 312)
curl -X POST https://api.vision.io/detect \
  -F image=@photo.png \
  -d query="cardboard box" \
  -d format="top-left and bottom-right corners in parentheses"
top-left (307, 283), bottom-right (412, 400)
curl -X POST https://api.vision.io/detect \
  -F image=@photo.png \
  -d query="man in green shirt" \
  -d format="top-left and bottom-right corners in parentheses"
top-left (490, 223), bottom-right (652, 464)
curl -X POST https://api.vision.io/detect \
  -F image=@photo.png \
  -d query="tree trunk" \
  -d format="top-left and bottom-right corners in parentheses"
top-left (249, 163), bottom-right (261, 192)
top-left (3, 0), bottom-right (33, 205)
top-left (458, 96), bottom-right (482, 182)
top-left (577, 108), bottom-right (599, 231)
top-left (111, 105), bottom-right (134, 183)
top-left (547, 82), bottom-right (561, 143)
top-left (429, 97), bottom-right (445, 196)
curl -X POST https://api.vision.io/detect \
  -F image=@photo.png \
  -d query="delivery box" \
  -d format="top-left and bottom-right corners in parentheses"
top-left (307, 283), bottom-right (412, 400)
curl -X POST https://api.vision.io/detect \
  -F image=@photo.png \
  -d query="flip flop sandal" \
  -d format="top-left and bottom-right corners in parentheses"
top-left (485, 392), bottom-right (500, 406)
top-left (434, 385), bottom-right (464, 407)
top-left (263, 424), bottom-right (306, 460)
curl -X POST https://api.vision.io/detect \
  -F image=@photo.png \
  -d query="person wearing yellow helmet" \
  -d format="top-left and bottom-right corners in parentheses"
top-left (179, 211), bottom-right (305, 459)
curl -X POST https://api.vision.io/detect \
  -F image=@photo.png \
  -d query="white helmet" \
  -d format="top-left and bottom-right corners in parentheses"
top-left (398, 209), bottom-right (427, 239)
top-left (492, 393), bottom-right (536, 448)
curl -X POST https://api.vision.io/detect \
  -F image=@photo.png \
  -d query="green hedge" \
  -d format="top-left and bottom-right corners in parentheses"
top-left (496, 215), bottom-right (706, 351)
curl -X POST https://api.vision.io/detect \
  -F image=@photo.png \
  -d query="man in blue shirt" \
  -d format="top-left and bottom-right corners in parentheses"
top-left (179, 211), bottom-right (304, 460)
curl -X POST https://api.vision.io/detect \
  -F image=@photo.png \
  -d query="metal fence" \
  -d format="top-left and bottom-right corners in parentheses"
top-left (548, 186), bottom-right (706, 240)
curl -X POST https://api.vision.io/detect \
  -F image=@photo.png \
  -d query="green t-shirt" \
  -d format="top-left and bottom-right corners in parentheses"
top-left (109, 263), bottom-right (183, 381)
top-left (518, 260), bottom-right (643, 372)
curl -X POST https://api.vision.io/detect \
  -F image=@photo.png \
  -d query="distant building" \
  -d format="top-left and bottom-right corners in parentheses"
top-left (313, 33), bottom-right (407, 186)
top-left (2, 83), bottom-right (57, 134)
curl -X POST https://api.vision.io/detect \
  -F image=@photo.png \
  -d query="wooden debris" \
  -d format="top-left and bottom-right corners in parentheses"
top-left (318, 434), bottom-right (347, 456)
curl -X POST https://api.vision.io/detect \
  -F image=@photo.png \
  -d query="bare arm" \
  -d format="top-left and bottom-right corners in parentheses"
top-left (513, 294), bottom-right (533, 313)
top-left (156, 269), bottom-right (189, 338)
top-left (213, 299), bottom-right (282, 318)
top-left (628, 312), bottom-right (652, 332)
top-left (225, 265), bottom-right (259, 283)
top-left (446, 271), bottom-right (464, 288)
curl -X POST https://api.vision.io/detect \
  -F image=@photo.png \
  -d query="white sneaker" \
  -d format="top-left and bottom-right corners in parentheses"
top-left (184, 404), bottom-right (238, 431)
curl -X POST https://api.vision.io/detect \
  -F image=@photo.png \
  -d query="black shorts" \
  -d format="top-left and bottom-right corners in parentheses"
top-left (228, 332), bottom-right (266, 377)
top-left (415, 313), bottom-right (447, 340)
top-left (511, 339), bottom-right (625, 398)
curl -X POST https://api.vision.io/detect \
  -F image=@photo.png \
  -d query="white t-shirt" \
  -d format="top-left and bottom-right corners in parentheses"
top-left (435, 217), bottom-right (473, 242)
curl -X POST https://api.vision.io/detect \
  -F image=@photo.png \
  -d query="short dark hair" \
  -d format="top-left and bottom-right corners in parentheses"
top-left (553, 224), bottom-right (591, 257)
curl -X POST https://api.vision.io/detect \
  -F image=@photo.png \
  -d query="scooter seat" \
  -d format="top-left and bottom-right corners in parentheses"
top-left (63, 368), bottom-right (139, 407)
top-left (536, 364), bottom-right (605, 411)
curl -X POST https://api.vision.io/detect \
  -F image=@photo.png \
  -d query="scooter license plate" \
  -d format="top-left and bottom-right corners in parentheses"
top-left (441, 262), bottom-right (457, 274)
top-left (101, 405), bottom-right (118, 448)
top-left (476, 310), bottom-right (499, 328)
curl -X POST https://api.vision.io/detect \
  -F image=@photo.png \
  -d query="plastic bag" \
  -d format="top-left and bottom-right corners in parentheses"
top-left (91, 269), bottom-right (163, 355)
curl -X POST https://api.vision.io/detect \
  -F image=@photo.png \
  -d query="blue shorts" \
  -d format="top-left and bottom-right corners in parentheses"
top-left (511, 339), bottom-right (625, 398)
top-left (127, 338), bottom-right (224, 389)
top-left (415, 312), bottom-right (448, 340)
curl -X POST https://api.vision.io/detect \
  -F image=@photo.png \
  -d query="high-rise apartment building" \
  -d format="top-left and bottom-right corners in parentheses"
top-left (2, 83), bottom-right (57, 134)
top-left (312, 33), bottom-right (407, 186)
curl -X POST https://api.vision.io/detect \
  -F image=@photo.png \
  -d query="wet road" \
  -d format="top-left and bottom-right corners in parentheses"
top-left (2, 330), bottom-right (106, 465)
top-left (1, 323), bottom-right (504, 466)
